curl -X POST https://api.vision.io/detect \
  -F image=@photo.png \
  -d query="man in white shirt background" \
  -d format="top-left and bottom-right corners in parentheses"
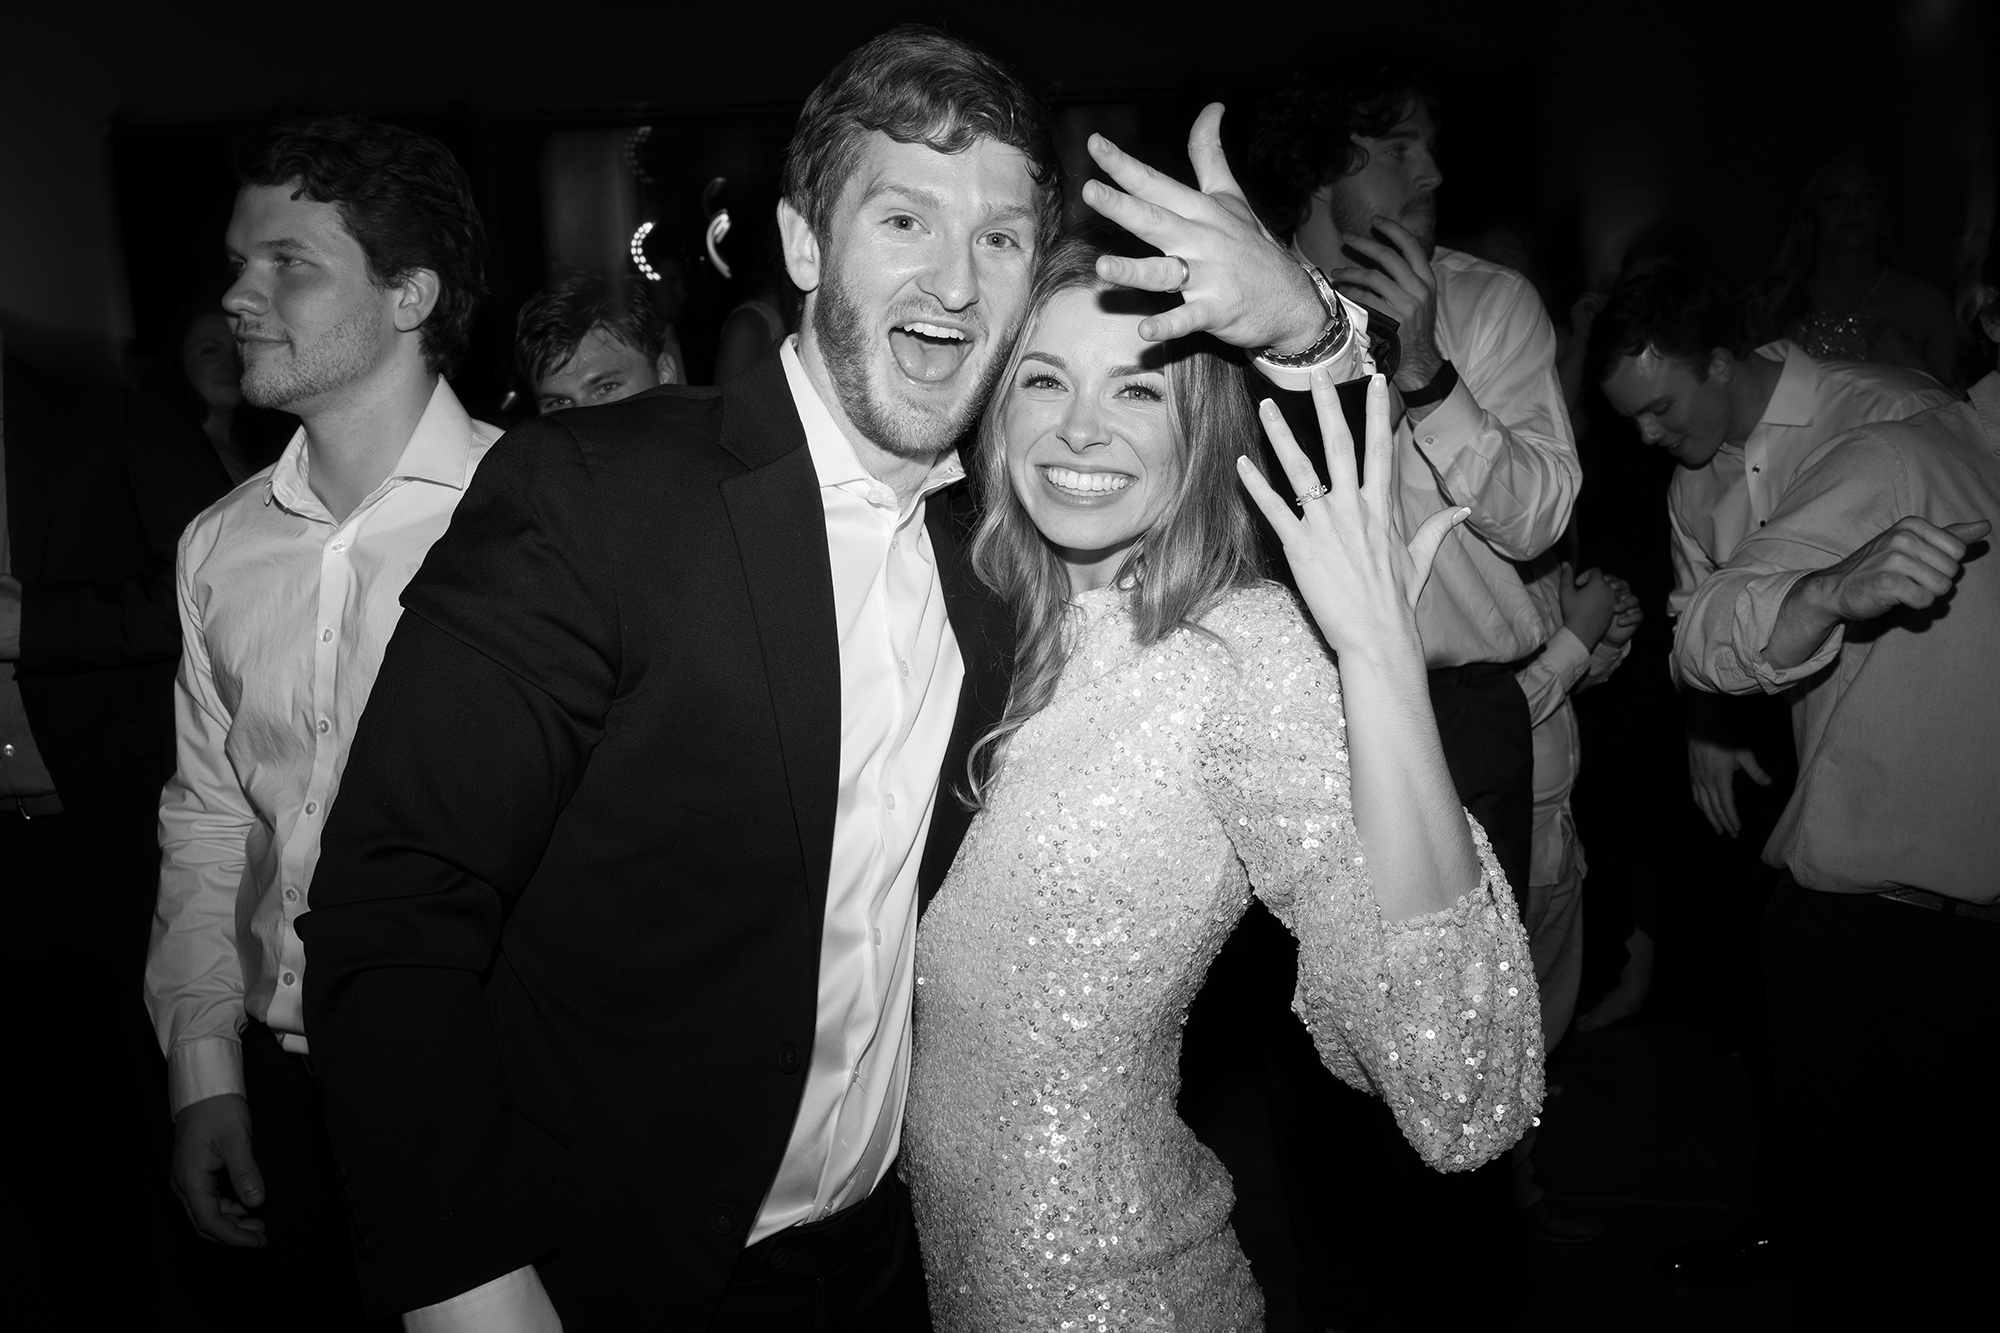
top-left (1590, 260), bottom-right (1954, 1284)
top-left (1184, 66), bottom-right (1581, 1327)
top-left (145, 116), bottom-right (500, 1330)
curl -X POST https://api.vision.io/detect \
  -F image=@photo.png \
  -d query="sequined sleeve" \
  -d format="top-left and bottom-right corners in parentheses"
top-left (1194, 586), bottom-right (1544, 1172)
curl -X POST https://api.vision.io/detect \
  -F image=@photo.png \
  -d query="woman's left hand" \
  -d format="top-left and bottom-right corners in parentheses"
top-left (1235, 371), bottom-right (1467, 666)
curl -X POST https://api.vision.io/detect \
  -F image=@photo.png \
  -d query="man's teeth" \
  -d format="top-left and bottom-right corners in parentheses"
top-left (1043, 467), bottom-right (1133, 494)
top-left (901, 322), bottom-right (966, 341)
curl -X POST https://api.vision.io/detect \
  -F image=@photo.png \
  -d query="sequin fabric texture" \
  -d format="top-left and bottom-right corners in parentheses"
top-left (903, 583), bottom-right (1544, 1331)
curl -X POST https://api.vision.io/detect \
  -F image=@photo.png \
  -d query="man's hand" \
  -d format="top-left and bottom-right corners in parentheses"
top-left (1687, 735), bottom-right (1772, 838)
top-left (170, 1093), bottom-right (267, 1247)
top-left (1558, 564), bottom-right (1616, 650)
top-left (1765, 516), bottom-right (1990, 669)
top-left (1326, 217), bottom-right (1443, 395)
top-left (1601, 572), bottom-right (1643, 650)
top-left (1079, 104), bottom-right (1329, 355)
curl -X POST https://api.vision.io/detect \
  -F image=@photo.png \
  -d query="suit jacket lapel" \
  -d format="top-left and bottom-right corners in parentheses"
top-left (717, 350), bottom-right (840, 937)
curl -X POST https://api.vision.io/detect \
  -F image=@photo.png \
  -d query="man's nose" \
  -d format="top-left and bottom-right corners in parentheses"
top-left (1637, 415), bottom-right (1665, 444)
top-left (223, 275), bottom-right (268, 318)
top-left (919, 235), bottom-right (980, 313)
top-left (1415, 149), bottom-right (1443, 194)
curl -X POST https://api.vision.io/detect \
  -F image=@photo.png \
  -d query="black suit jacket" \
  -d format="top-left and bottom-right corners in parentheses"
top-left (298, 349), bottom-right (1013, 1326)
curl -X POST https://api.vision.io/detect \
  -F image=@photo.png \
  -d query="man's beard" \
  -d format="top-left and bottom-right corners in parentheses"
top-left (237, 299), bottom-right (382, 411)
top-left (811, 265), bottom-right (1009, 462)
top-left (1331, 189), bottom-right (1438, 259)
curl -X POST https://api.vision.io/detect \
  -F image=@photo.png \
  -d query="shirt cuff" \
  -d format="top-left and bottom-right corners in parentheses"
top-left (404, 1266), bottom-right (562, 1333)
top-left (1250, 292), bottom-right (1376, 391)
top-left (167, 1036), bottom-right (245, 1120)
top-left (1538, 626), bottom-right (1592, 691)
top-left (1742, 569), bottom-right (1846, 689)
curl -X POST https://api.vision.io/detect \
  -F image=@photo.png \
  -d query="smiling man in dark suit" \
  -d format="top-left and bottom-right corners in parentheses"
top-left (298, 28), bottom-right (1049, 1332)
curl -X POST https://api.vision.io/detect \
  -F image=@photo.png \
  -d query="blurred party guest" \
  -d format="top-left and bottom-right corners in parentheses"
top-left (145, 115), bottom-right (496, 1331)
top-left (1595, 263), bottom-right (1952, 838)
top-left (163, 288), bottom-right (295, 485)
top-left (1249, 65), bottom-right (1579, 904)
top-left (1672, 273), bottom-right (2000, 1331)
top-left (714, 221), bottom-right (797, 384)
top-left (1742, 152), bottom-right (1959, 385)
top-left (516, 271), bottom-right (677, 414)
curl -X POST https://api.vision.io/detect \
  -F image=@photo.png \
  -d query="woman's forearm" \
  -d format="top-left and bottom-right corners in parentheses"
top-left (1338, 646), bottom-right (1486, 921)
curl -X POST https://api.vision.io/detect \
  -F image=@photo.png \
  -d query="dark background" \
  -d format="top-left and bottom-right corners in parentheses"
top-left (2, 0), bottom-right (1988, 408)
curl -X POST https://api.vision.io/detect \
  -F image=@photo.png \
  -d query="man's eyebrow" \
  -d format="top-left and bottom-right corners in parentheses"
top-left (983, 202), bottom-right (1039, 227)
top-left (260, 236), bottom-right (316, 256)
top-left (861, 182), bottom-right (945, 211)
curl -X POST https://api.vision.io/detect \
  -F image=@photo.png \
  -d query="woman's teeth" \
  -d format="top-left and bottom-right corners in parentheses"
top-left (1042, 466), bottom-right (1133, 494)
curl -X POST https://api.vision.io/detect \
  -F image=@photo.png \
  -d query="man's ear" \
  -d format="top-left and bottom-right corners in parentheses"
top-left (1707, 348), bottom-right (1734, 384)
top-left (392, 268), bottom-right (442, 336)
top-left (654, 350), bottom-right (678, 385)
top-left (777, 198), bottom-right (822, 294)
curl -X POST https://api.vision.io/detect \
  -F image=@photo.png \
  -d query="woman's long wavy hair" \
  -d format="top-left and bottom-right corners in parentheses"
top-left (1742, 150), bottom-right (1902, 344)
top-left (965, 237), bottom-right (1267, 804)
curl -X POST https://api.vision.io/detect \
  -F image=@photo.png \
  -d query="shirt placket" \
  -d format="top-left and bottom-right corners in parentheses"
top-left (269, 508), bottom-right (363, 1030)
top-left (1746, 432), bottom-right (1772, 530)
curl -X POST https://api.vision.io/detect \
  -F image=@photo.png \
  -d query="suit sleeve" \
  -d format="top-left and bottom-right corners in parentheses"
top-left (298, 418), bottom-right (621, 1317)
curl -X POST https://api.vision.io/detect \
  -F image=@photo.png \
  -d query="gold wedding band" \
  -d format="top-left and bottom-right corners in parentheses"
top-left (1168, 254), bottom-right (1191, 291)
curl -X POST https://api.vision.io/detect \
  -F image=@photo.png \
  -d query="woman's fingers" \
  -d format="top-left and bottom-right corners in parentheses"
top-left (1235, 454), bottom-right (1300, 538)
top-left (1258, 399), bottom-right (1328, 506)
top-left (1407, 505), bottom-right (1472, 602)
top-left (1308, 369), bottom-right (1359, 500)
top-left (1360, 375), bottom-right (1395, 515)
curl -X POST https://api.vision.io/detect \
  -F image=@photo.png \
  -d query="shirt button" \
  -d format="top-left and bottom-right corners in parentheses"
top-left (282, 972), bottom-right (296, 986)
top-left (317, 718), bottom-right (331, 734)
top-left (873, 927), bottom-right (882, 947)
top-left (305, 802), bottom-right (318, 816)
top-left (285, 888), bottom-right (299, 903)
top-left (321, 628), bottom-right (333, 643)
top-left (2, 743), bottom-right (13, 758)
top-left (330, 541), bottom-right (346, 553)
top-left (898, 658), bottom-right (910, 678)
top-left (1752, 465), bottom-right (1761, 473)
top-left (884, 792), bottom-right (896, 811)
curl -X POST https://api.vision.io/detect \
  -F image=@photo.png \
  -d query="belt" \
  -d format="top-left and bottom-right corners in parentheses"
top-left (1427, 655), bottom-right (1537, 688)
top-left (0, 793), bottom-right (64, 819)
top-left (1879, 887), bottom-right (2000, 926)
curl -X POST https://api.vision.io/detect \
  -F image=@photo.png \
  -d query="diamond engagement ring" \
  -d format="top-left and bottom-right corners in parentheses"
top-left (1168, 254), bottom-right (1191, 291)
top-left (1294, 483), bottom-right (1331, 507)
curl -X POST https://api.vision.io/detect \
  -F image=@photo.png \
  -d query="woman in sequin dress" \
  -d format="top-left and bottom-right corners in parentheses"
top-left (900, 239), bottom-right (1544, 1331)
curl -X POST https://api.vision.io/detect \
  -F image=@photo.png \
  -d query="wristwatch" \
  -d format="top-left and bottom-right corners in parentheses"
top-left (1400, 358), bottom-right (1459, 409)
top-left (1260, 265), bottom-right (1351, 369)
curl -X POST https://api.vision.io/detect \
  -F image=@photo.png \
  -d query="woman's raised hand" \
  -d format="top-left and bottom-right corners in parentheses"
top-left (1235, 371), bottom-right (1467, 667)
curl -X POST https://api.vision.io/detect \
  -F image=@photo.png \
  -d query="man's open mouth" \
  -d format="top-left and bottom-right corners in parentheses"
top-left (888, 321), bottom-right (973, 383)
top-left (1040, 466), bottom-right (1134, 497)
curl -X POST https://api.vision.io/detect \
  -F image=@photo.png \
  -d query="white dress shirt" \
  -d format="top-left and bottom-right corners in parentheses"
top-left (1665, 342), bottom-right (1952, 619)
top-left (1274, 245), bottom-right (1582, 667)
top-left (146, 379), bottom-right (500, 1116)
top-left (417, 340), bottom-right (969, 1329)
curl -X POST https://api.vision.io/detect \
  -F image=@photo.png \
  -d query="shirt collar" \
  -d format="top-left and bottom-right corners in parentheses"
top-left (1969, 371), bottom-right (2000, 447)
top-left (778, 335), bottom-right (964, 510)
top-left (267, 378), bottom-right (481, 518)
top-left (1756, 341), bottom-right (1819, 428)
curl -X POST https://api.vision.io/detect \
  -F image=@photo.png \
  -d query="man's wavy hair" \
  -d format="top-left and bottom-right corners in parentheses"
top-left (1591, 261), bottom-right (1751, 385)
top-left (514, 272), bottom-right (666, 389)
top-left (236, 116), bottom-right (487, 378)
top-left (1246, 64), bottom-right (1436, 244)
top-left (964, 237), bottom-right (1267, 805)
top-left (780, 25), bottom-right (1063, 257)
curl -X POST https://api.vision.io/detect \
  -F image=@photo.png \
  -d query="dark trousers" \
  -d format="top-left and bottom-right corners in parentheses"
top-left (711, 1171), bottom-right (933, 1331)
top-left (240, 1020), bottom-right (396, 1331)
top-left (1763, 879), bottom-right (2000, 1330)
top-left (1426, 661), bottom-right (1534, 912)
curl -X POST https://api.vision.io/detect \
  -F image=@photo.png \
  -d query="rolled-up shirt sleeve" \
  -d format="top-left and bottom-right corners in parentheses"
top-left (1675, 566), bottom-right (1846, 697)
top-left (145, 525), bottom-right (257, 1116)
top-left (1410, 276), bottom-right (1579, 563)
